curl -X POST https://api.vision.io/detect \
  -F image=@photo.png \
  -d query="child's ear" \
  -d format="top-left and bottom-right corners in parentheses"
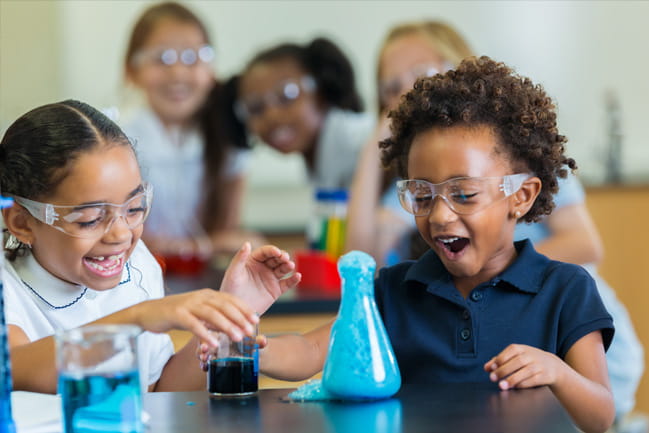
top-left (510, 176), bottom-right (541, 219)
top-left (2, 206), bottom-right (35, 246)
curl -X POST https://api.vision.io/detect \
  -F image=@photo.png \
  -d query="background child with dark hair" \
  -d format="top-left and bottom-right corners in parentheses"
top-left (234, 37), bottom-right (373, 190)
top-left (225, 56), bottom-right (615, 433)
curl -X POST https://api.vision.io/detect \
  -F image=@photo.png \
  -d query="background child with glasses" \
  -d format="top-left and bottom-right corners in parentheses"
top-left (121, 1), bottom-right (262, 263)
top-left (234, 37), bottom-right (373, 190)
top-left (0, 100), bottom-right (300, 394)
top-left (345, 20), bottom-right (474, 269)
top-left (235, 56), bottom-right (616, 433)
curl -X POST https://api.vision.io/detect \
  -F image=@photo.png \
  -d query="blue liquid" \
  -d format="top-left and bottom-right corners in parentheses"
top-left (208, 357), bottom-right (258, 395)
top-left (59, 370), bottom-right (142, 433)
top-left (322, 251), bottom-right (401, 400)
top-left (1, 279), bottom-right (16, 433)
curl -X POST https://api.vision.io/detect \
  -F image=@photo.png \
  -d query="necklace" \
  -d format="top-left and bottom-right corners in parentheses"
top-left (21, 279), bottom-right (87, 310)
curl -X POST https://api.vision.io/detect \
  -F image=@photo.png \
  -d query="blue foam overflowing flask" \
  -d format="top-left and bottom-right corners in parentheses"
top-left (1, 196), bottom-right (16, 433)
top-left (322, 251), bottom-right (401, 399)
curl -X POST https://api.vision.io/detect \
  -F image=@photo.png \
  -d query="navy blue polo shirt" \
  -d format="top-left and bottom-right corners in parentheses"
top-left (374, 239), bottom-right (614, 384)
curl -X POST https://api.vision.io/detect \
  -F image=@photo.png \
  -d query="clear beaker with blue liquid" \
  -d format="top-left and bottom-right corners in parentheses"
top-left (56, 324), bottom-right (143, 433)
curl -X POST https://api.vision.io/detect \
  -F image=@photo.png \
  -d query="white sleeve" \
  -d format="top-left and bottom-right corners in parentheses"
top-left (137, 331), bottom-right (175, 388)
top-left (2, 263), bottom-right (52, 341)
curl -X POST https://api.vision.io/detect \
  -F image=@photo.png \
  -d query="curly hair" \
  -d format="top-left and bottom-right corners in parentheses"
top-left (380, 56), bottom-right (576, 223)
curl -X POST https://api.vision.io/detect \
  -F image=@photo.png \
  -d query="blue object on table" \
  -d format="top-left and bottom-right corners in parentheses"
top-left (321, 251), bottom-right (401, 399)
top-left (1, 196), bottom-right (16, 433)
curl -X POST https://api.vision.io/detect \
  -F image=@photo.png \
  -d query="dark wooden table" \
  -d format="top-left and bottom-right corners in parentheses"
top-left (144, 384), bottom-right (578, 433)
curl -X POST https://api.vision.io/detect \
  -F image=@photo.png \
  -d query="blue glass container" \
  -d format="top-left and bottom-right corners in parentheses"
top-left (1, 196), bottom-right (16, 433)
top-left (322, 251), bottom-right (401, 399)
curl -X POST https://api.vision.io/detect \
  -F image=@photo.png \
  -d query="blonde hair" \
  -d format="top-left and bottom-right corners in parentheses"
top-left (377, 20), bottom-right (473, 112)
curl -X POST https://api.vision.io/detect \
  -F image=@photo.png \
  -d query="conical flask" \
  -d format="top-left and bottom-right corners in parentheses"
top-left (322, 251), bottom-right (401, 399)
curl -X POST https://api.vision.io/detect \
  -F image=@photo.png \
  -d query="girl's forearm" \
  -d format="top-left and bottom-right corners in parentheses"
top-left (10, 335), bottom-right (58, 393)
top-left (153, 336), bottom-right (206, 391)
top-left (260, 323), bottom-right (331, 381)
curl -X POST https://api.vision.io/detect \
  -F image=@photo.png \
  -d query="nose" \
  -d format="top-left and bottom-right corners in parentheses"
top-left (167, 62), bottom-right (191, 79)
top-left (426, 195), bottom-right (457, 226)
top-left (102, 214), bottom-right (133, 244)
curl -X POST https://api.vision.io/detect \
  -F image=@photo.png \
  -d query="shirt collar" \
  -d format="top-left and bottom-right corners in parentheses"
top-left (403, 239), bottom-right (550, 294)
top-left (15, 252), bottom-right (132, 309)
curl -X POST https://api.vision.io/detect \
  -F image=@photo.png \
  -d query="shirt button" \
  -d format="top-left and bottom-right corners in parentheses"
top-left (460, 328), bottom-right (471, 340)
top-left (470, 291), bottom-right (483, 302)
top-left (462, 309), bottom-right (470, 320)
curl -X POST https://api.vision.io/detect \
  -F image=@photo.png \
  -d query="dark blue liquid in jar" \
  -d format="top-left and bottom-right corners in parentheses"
top-left (208, 357), bottom-right (257, 395)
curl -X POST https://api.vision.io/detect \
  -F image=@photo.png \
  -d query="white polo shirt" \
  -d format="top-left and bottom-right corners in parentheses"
top-left (120, 107), bottom-right (249, 239)
top-left (313, 108), bottom-right (375, 190)
top-left (2, 240), bottom-right (174, 388)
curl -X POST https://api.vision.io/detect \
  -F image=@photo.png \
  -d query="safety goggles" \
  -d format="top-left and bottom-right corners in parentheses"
top-left (12, 183), bottom-right (153, 239)
top-left (132, 45), bottom-right (215, 67)
top-left (379, 63), bottom-right (447, 107)
top-left (396, 174), bottom-right (530, 216)
top-left (234, 75), bottom-right (316, 122)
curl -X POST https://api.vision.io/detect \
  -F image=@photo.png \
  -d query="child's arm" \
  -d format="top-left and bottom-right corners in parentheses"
top-left (532, 203), bottom-right (604, 265)
top-left (9, 289), bottom-right (259, 394)
top-left (219, 242), bottom-right (301, 315)
top-left (484, 331), bottom-right (614, 433)
top-left (345, 115), bottom-right (412, 265)
top-left (258, 320), bottom-right (333, 381)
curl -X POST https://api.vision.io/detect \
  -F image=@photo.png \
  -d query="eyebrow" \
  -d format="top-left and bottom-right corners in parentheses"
top-left (71, 184), bottom-right (145, 209)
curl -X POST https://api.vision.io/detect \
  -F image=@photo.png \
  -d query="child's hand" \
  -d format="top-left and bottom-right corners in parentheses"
top-left (196, 334), bottom-right (268, 372)
top-left (220, 242), bottom-right (301, 315)
top-left (133, 289), bottom-right (259, 347)
top-left (484, 344), bottom-right (563, 391)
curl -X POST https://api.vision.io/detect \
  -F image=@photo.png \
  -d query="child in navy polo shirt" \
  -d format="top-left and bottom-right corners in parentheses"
top-left (220, 56), bottom-right (615, 433)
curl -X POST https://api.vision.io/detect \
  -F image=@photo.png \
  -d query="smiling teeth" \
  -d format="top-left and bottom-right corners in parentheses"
top-left (440, 237), bottom-right (460, 244)
top-left (90, 254), bottom-right (123, 261)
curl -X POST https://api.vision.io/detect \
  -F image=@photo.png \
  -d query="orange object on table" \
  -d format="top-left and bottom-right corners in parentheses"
top-left (295, 250), bottom-right (341, 295)
top-left (157, 253), bottom-right (207, 275)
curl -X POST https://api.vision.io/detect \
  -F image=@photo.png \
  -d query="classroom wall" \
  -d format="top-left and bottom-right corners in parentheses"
top-left (1, 2), bottom-right (648, 219)
top-left (586, 186), bottom-right (649, 415)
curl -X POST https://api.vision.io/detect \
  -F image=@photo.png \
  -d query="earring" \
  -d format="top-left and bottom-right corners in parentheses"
top-left (514, 211), bottom-right (521, 219)
top-left (5, 234), bottom-right (21, 249)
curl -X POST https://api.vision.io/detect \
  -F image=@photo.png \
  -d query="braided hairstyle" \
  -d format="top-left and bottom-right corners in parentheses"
top-left (0, 100), bottom-right (133, 259)
top-left (242, 37), bottom-right (363, 113)
top-left (381, 56), bottom-right (576, 223)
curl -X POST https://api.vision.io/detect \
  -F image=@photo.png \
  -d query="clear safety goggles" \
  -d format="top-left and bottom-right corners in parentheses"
top-left (396, 174), bottom-right (530, 216)
top-left (234, 75), bottom-right (316, 122)
top-left (379, 62), bottom-right (449, 107)
top-left (132, 45), bottom-right (215, 67)
top-left (12, 183), bottom-right (153, 239)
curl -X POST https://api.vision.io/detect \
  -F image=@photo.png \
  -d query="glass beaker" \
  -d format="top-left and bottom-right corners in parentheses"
top-left (55, 324), bottom-right (143, 433)
top-left (207, 329), bottom-right (259, 397)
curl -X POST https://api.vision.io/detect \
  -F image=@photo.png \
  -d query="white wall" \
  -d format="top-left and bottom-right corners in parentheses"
top-left (1, 0), bottom-right (648, 230)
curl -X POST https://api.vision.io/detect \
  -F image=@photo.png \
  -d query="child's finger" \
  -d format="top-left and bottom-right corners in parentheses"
top-left (497, 367), bottom-right (539, 390)
top-left (273, 261), bottom-right (296, 277)
top-left (256, 334), bottom-right (268, 349)
top-left (182, 316), bottom-right (219, 347)
top-left (280, 272), bottom-right (301, 292)
top-left (249, 244), bottom-right (282, 263)
top-left (489, 352), bottom-right (529, 383)
top-left (201, 298), bottom-right (258, 336)
top-left (488, 344), bottom-right (525, 370)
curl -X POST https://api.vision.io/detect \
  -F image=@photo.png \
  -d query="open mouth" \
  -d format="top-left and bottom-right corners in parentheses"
top-left (83, 252), bottom-right (125, 277)
top-left (436, 236), bottom-right (470, 258)
top-left (267, 126), bottom-right (296, 151)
